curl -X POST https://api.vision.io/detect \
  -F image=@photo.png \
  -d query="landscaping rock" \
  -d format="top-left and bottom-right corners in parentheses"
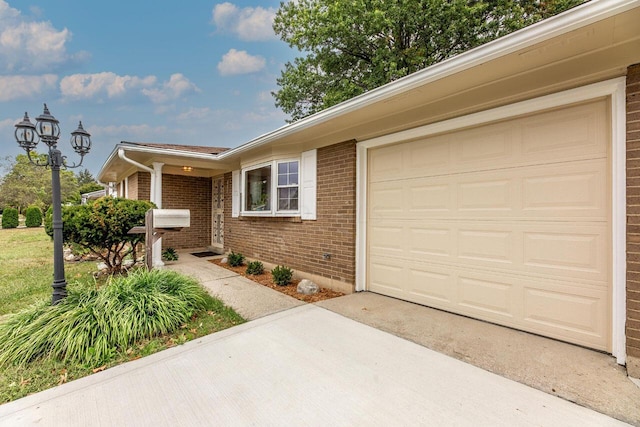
top-left (297, 279), bottom-right (319, 295)
top-left (220, 257), bottom-right (228, 264)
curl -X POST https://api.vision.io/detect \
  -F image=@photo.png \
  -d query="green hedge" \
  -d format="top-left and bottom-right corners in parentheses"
top-left (24, 206), bottom-right (42, 228)
top-left (1, 207), bottom-right (19, 229)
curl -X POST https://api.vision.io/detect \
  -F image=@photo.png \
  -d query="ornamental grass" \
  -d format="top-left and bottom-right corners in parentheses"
top-left (0, 269), bottom-right (208, 367)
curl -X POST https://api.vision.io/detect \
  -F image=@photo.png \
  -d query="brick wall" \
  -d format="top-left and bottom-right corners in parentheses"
top-left (161, 174), bottom-right (212, 250)
top-left (627, 63), bottom-right (640, 376)
top-left (127, 172), bottom-right (150, 201)
top-left (224, 140), bottom-right (356, 291)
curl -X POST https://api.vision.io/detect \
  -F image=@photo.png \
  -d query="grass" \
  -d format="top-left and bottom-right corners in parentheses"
top-left (0, 227), bottom-right (97, 315)
top-left (0, 227), bottom-right (245, 403)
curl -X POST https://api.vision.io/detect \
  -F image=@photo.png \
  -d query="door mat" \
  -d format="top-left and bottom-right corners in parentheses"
top-left (190, 251), bottom-right (218, 258)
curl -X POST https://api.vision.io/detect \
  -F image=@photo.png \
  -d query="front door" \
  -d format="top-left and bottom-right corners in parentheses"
top-left (211, 176), bottom-right (224, 252)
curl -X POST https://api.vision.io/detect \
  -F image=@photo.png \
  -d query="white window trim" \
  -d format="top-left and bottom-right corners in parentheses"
top-left (241, 158), bottom-right (301, 217)
top-left (356, 77), bottom-right (627, 364)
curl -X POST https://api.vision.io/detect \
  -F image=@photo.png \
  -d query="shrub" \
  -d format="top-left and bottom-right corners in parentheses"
top-left (271, 265), bottom-right (293, 286)
top-left (227, 251), bottom-right (245, 267)
top-left (0, 269), bottom-right (209, 366)
top-left (24, 206), bottom-right (42, 227)
top-left (1, 207), bottom-right (19, 229)
top-left (245, 260), bottom-right (264, 275)
top-left (45, 198), bottom-right (155, 274)
top-left (162, 247), bottom-right (179, 261)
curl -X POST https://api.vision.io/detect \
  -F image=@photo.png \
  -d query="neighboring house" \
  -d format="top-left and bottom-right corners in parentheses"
top-left (98, 0), bottom-right (640, 376)
top-left (80, 188), bottom-right (108, 205)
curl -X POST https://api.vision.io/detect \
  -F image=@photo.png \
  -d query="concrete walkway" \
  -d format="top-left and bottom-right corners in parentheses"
top-left (0, 253), bottom-right (637, 426)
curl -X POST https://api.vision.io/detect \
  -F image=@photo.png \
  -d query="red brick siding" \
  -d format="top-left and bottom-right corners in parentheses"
top-left (224, 141), bottom-right (356, 286)
top-left (627, 63), bottom-right (640, 361)
top-left (161, 174), bottom-right (212, 250)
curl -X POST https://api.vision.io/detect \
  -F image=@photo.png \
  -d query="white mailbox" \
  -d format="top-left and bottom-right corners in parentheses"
top-left (152, 209), bottom-right (190, 230)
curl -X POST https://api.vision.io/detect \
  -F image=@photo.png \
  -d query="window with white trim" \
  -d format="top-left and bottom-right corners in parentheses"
top-left (277, 161), bottom-right (299, 211)
top-left (245, 164), bottom-right (271, 212)
top-left (240, 159), bottom-right (300, 216)
top-left (233, 149), bottom-right (316, 219)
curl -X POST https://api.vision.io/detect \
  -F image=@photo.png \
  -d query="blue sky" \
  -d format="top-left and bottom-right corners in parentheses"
top-left (0, 0), bottom-right (298, 177)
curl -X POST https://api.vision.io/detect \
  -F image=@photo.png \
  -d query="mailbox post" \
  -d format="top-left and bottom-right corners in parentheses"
top-left (129, 209), bottom-right (190, 269)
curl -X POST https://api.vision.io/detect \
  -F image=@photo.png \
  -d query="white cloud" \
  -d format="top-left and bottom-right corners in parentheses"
top-left (217, 49), bottom-right (266, 76)
top-left (60, 72), bottom-right (156, 100)
top-left (175, 107), bottom-right (215, 122)
top-left (90, 123), bottom-right (169, 139)
top-left (212, 2), bottom-right (276, 41)
top-left (142, 73), bottom-right (200, 104)
top-left (0, 0), bottom-right (79, 72)
top-left (0, 117), bottom-right (14, 130)
top-left (257, 91), bottom-right (272, 103)
top-left (0, 74), bottom-right (57, 101)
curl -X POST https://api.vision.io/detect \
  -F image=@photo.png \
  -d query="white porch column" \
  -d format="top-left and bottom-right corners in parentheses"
top-left (151, 162), bottom-right (164, 267)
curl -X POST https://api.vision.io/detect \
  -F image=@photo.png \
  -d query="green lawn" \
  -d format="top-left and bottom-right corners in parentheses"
top-left (0, 227), bottom-right (97, 315)
top-left (0, 227), bottom-right (245, 403)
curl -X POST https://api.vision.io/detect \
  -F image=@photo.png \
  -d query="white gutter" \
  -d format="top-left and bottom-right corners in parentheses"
top-left (117, 148), bottom-right (164, 268)
top-left (98, 0), bottom-right (639, 176)
top-left (212, 0), bottom-right (639, 160)
top-left (118, 148), bottom-right (155, 174)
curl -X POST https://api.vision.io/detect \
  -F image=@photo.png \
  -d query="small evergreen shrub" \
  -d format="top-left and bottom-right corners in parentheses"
top-left (245, 260), bottom-right (264, 275)
top-left (271, 265), bottom-right (293, 286)
top-left (162, 247), bottom-right (179, 261)
top-left (227, 251), bottom-right (245, 267)
top-left (1, 207), bottom-right (19, 229)
top-left (24, 206), bottom-right (42, 227)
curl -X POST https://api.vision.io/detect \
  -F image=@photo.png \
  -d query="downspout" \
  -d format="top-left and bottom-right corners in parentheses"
top-left (117, 149), bottom-right (164, 268)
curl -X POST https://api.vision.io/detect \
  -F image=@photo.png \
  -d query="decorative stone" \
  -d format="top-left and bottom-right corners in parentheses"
top-left (220, 257), bottom-right (228, 264)
top-left (97, 262), bottom-right (108, 271)
top-left (297, 279), bottom-right (319, 295)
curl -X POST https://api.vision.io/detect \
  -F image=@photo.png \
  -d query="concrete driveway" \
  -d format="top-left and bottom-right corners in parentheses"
top-left (0, 304), bottom-right (628, 426)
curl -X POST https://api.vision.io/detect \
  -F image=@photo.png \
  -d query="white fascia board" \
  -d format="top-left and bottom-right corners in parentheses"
top-left (98, 143), bottom-right (223, 181)
top-left (216, 0), bottom-right (638, 160)
top-left (99, 0), bottom-right (637, 177)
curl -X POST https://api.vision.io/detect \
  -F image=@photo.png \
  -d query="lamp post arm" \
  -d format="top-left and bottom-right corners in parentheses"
top-left (61, 154), bottom-right (85, 169)
top-left (25, 148), bottom-right (50, 167)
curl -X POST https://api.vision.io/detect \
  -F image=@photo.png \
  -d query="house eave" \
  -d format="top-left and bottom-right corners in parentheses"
top-left (98, 0), bottom-right (640, 181)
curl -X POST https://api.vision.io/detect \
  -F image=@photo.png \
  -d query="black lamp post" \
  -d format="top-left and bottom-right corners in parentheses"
top-left (14, 104), bottom-right (92, 304)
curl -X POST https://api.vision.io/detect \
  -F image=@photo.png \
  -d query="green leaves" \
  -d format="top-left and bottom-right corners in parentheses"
top-left (45, 197), bottom-right (155, 274)
top-left (272, 0), bottom-right (587, 121)
top-left (0, 269), bottom-right (210, 367)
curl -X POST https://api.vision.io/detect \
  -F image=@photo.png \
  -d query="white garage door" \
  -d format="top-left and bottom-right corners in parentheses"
top-left (367, 99), bottom-right (611, 351)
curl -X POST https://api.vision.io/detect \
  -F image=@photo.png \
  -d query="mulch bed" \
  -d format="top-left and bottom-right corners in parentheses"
top-left (209, 259), bottom-right (344, 303)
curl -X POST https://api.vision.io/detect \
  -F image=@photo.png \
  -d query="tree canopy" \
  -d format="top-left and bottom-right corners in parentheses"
top-left (0, 154), bottom-right (78, 212)
top-left (272, 0), bottom-right (587, 121)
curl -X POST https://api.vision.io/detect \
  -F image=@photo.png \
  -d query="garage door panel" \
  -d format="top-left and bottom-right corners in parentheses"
top-left (370, 219), bottom-right (608, 282)
top-left (458, 179), bottom-right (513, 211)
top-left (521, 159), bottom-right (607, 215)
top-left (369, 224), bottom-right (404, 255)
top-left (520, 101), bottom-right (607, 160)
top-left (522, 284), bottom-right (607, 349)
top-left (409, 227), bottom-right (451, 257)
top-left (368, 100), bottom-right (608, 184)
top-left (458, 276), bottom-right (514, 318)
top-left (370, 158), bottom-right (607, 220)
top-left (523, 229), bottom-right (605, 277)
top-left (457, 229), bottom-right (514, 264)
top-left (407, 267), bottom-right (453, 304)
top-left (369, 259), bottom-right (406, 296)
